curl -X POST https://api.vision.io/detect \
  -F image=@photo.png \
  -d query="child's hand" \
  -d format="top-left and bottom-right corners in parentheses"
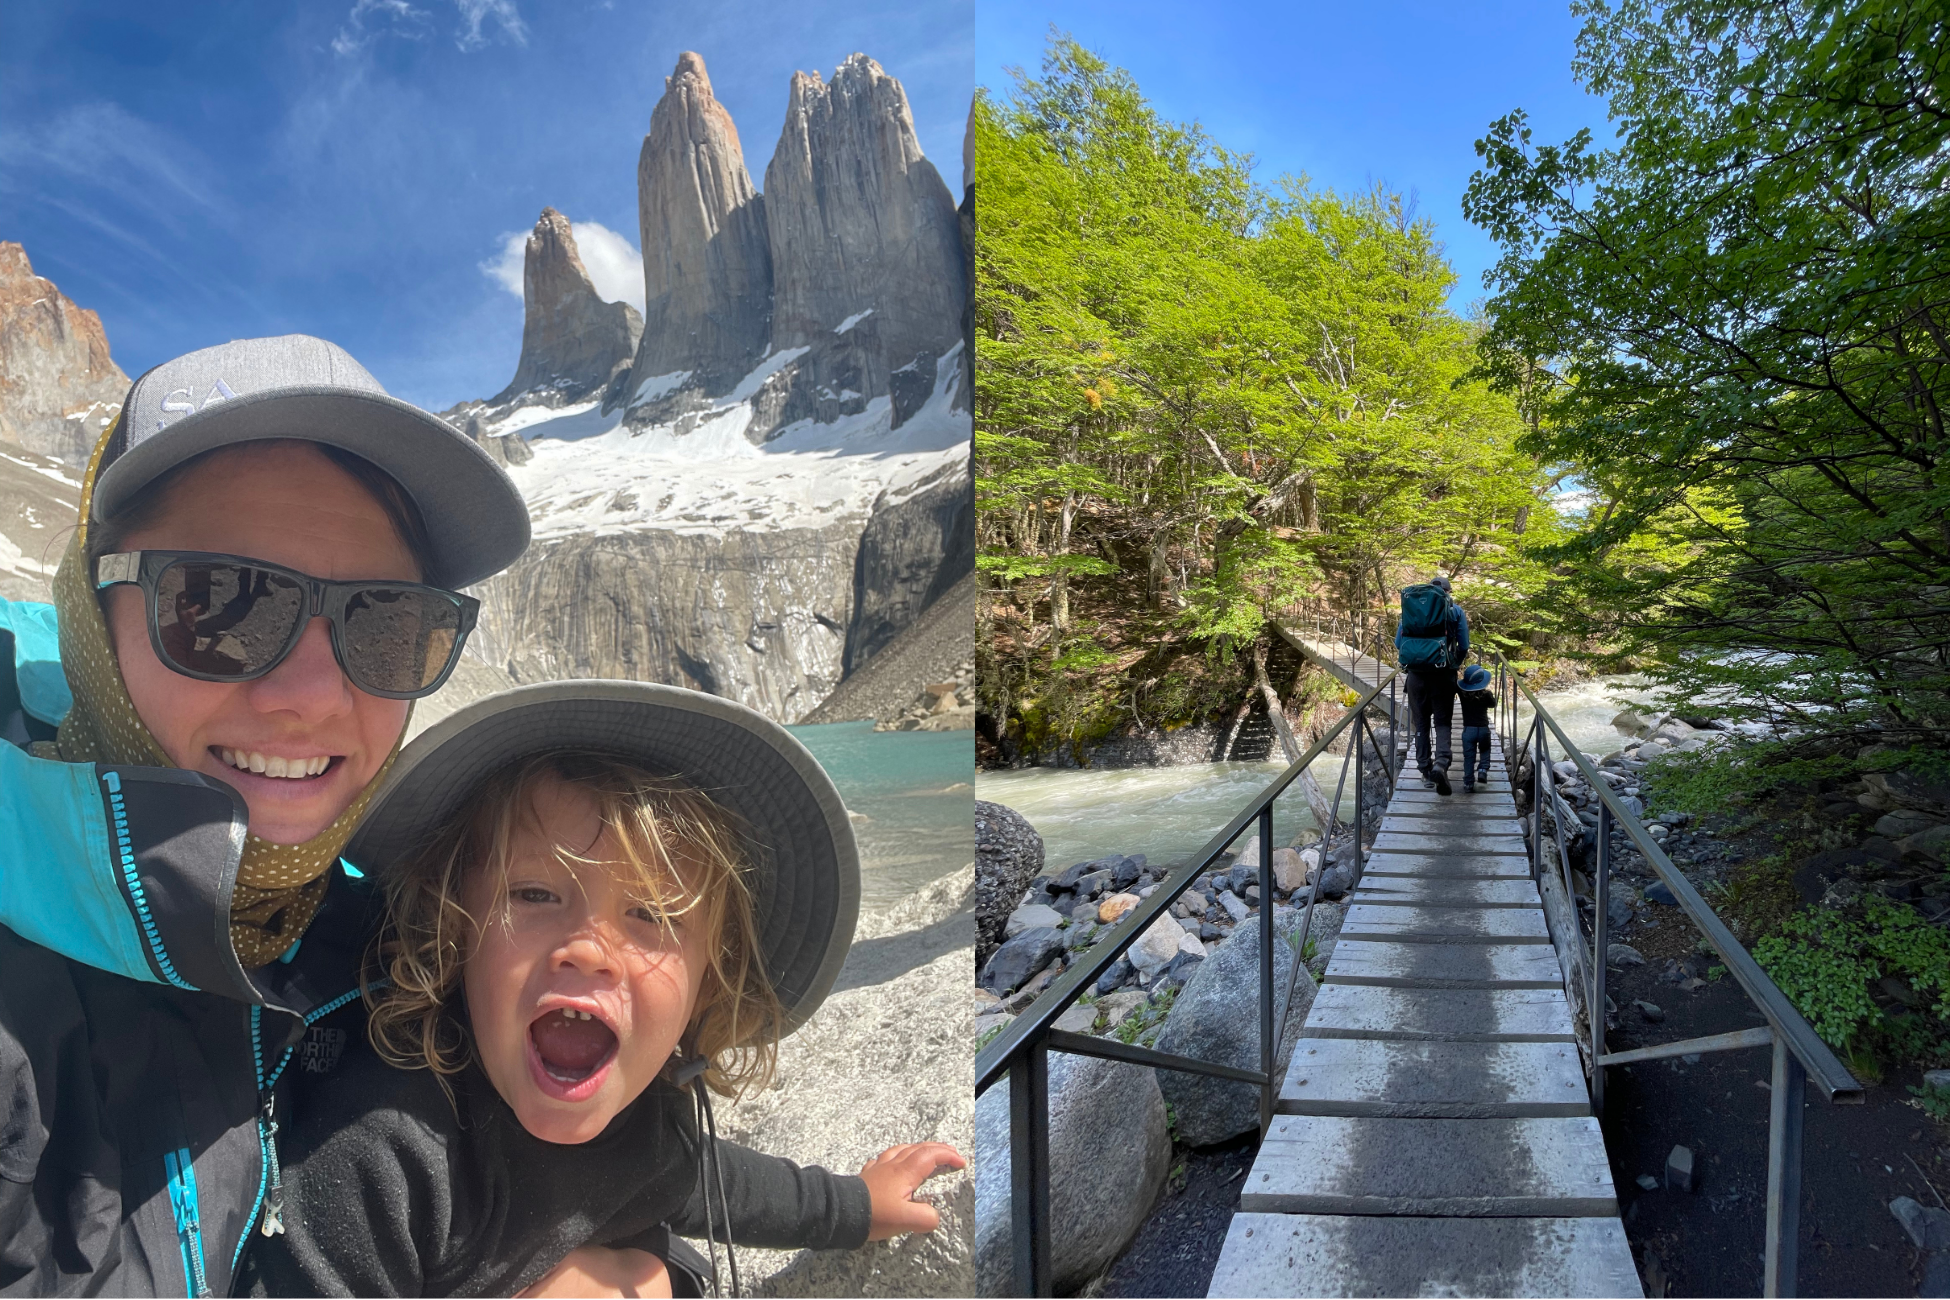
top-left (518, 1245), bottom-right (672, 1298)
top-left (859, 1142), bottom-right (968, 1240)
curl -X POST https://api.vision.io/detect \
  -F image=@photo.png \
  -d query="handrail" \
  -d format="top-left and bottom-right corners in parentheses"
top-left (976, 664), bottom-right (1399, 1296)
top-left (1493, 653), bottom-right (1860, 1299)
top-left (974, 666), bottom-right (1398, 1093)
top-left (1495, 655), bottom-right (1860, 1103)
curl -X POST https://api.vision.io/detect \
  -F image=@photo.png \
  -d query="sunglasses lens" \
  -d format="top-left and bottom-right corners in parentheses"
top-left (340, 587), bottom-right (464, 695)
top-left (155, 561), bottom-right (306, 679)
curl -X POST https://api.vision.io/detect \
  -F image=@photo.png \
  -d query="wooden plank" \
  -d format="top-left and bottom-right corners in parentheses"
top-left (1324, 938), bottom-right (1565, 988)
top-left (1352, 877), bottom-right (1541, 907)
top-left (1238, 1115), bottom-right (1618, 1216)
top-left (1340, 903), bottom-right (1550, 942)
top-left (1278, 1038), bottom-right (1589, 1118)
top-left (1302, 984), bottom-right (1576, 1042)
top-left (1372, 831), bottom-right (1529, 855)
top-left (1360, 856), bottom-right (1535, 880)
top-left (1207, 1213), bottom-right (1643, 1298)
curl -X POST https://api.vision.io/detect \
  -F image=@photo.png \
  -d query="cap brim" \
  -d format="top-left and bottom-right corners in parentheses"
top-left (92, 388), bottom-right (530, 591)
top-left (344, 680), bottom-right (860, 1031)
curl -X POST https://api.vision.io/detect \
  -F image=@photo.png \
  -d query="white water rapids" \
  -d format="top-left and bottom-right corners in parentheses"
top-left (976, 675), bottom-right (1661, 876)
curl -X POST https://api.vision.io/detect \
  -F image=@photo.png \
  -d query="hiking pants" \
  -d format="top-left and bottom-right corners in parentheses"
top-left (1461, 726), bottom-right (1492, 784)
top-left (1405, 668), bottom-right (1457, 776)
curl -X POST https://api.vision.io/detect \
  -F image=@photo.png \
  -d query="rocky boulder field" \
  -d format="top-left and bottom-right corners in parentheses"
top-left (970, 796), bottom-right (1368, 1295)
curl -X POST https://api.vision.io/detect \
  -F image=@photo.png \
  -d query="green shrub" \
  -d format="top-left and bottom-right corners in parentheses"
top-left (1754, 897), bottom-right (1950, 1066)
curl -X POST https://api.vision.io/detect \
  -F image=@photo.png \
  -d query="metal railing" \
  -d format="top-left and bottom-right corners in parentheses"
top-left (975, 666), bottom-right (1401, 1296)
top-left (1492, 655), bottom-right (1863, 1299)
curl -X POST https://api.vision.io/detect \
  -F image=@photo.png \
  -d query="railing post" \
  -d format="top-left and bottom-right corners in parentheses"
top-left (1593, 801), bottom-right (1611, 1114)
top-left (1765, 1037), bottom-right (1806, 1297)
top-left (1009, 1039), bottom-right (1052, 1297)
top-left (1259, 804), bottom-right (1275, 1137)
top-left (1531, 722), bottom-right (1545, 882)
top-left (1353, 720), bottom-right (1365, 884)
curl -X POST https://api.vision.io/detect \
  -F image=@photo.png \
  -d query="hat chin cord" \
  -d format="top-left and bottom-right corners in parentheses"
top-left (671, 1049), bottom-right (740, 1299)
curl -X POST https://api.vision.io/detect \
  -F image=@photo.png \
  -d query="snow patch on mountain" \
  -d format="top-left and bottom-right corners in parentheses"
top-left (490, 342), bottom-right (968, 544)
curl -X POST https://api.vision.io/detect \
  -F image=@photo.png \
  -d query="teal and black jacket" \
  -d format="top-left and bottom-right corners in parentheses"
top-left (0, 599), bottom-right (374, 1297)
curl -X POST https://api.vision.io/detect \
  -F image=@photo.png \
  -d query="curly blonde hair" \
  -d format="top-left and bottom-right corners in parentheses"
top-left (365, 751), bottom-right (784, 1098)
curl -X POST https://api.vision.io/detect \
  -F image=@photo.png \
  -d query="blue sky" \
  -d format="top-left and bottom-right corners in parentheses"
top-left (1, 0), bottom-right (973, 413)
top-left (977, 0), bottom-right (1613, 310)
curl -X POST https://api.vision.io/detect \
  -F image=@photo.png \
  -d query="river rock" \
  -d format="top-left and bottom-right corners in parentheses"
top-left (975, 802), bottom-right (1043, 966)
top-left (1004, 903), bottom-right (1064, 940)
top-left (1154, 907), bottom-right (1315, 1146)
top-left (1612, 709), bottom-right (1651, 738)
top-left (1865, 769), bottom-right (1950, 818)
top-left (1097, 989), bottom-right (1148, 1031)
top-left (0, 242), bottom-right (127, 466)
top-left (1633, 741), bottom-right (1667, 763)
top-left (1098, 892), bottom-right (1140, 925)
top-left (1271, 847), bottom-right (1307, 892)
top-left (1901, 825), bottom-right (1950, 862)
top-left (1095, 957), bottom-right (1134, 995)
top-left (974, 1052), bottom-right (1170, 1294)
top-left (1111, 855), bottom-right (1146, 888)
top-left (1128, 915), bottom-right (1187, 974)
top-left (1218, 890), bottom-right (1250, 923)
top-left (979, 927), bottom-right (1063, 995)
top-left (1876, 808), bottom-right (1943, 841)
top-left (1075, 869), bottom-right (1112, 899)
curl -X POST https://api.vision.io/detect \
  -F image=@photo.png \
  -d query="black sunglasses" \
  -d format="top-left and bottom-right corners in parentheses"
top-left (96, 550), bottom-right (479, 700)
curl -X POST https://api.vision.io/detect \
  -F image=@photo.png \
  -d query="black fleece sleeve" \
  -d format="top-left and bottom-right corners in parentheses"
top-left (241, 1102), bottom-right (453, 1298)
top-left (668, 1140), bottom-right (872, 1252)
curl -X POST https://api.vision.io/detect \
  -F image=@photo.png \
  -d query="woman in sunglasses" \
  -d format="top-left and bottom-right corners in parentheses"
top-left (0, 335), bottom-right (533, 1296)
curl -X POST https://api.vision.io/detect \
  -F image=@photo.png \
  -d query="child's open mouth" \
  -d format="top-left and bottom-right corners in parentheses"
top-left (527, 1006), bottom-right (619, 1101)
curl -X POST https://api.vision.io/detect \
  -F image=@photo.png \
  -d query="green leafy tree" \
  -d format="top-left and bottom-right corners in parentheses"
top-left (1466, 0), bottom-right (1950, 742)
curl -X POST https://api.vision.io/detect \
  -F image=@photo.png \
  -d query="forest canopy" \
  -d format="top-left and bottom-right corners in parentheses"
top-left (974, 38), bottom-right (1556, 761)
top-left (1467, 0), bottom-right (1950, 745)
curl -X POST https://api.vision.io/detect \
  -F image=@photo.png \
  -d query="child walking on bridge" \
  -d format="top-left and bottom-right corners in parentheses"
top-left (1457, 664), bottom-right (1496, 793)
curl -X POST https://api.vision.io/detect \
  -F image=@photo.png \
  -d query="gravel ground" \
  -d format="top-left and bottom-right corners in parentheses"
top-left (1089, 1134), bottom-right (1257, 1298)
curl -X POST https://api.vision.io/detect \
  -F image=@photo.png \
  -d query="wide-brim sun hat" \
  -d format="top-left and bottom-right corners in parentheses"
top-left (94, 334), bottom-right (529, 590)
top-left (344, 679), bottom-right (860, 1031)
top-left (1459, 665), bottom-right (1492, 691)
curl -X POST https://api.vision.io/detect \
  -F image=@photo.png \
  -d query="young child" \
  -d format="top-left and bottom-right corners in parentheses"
top-left (242, 681), bottom-right (963, 1297)
top-left (1457, 664), bottom-right (1496, 793)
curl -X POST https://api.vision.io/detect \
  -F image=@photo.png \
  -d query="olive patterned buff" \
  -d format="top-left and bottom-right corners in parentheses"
top-left (52, 428), bottom-right (409, 968)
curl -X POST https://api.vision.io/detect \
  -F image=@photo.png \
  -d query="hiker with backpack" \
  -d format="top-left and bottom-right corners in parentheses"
top-left (1395, 575), bottom-right (1471, 796)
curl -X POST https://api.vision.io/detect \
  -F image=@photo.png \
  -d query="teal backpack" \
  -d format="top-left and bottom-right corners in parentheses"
top-left (1398, 584), bottom-right (1457, 669)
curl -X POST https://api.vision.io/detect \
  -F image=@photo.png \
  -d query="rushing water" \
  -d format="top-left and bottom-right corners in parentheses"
top-left (975, 751), bottom-right (1365, 877)
top-left (975, 674), bottom-right (1655, 875)
top-left (788, 720), bottom-right (974, 910)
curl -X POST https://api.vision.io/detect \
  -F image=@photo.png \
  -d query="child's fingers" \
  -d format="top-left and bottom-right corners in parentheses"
top-left (864, 1142), bottom-right (967, 1184)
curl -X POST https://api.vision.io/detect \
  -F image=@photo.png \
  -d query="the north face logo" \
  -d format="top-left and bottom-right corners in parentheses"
top-left (156, 379), bottom-right (239, 430)
top-left (301, 1025), bottom-right (348, 1075)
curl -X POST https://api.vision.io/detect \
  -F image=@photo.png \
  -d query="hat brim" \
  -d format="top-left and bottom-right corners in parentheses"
top-left (92, 388), bottom-right (530, 591)
top-left (344, 679), bottom-right (860, 1031)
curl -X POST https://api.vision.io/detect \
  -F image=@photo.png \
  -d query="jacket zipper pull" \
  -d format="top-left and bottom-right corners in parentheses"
top-left (260, 1093), bottom-right (286, 1237)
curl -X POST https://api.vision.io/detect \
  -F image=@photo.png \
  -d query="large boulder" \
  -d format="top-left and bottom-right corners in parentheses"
top-left (976, 801), bottom-right (1044, 966)
top-left (1866, 769), bottom-right (1950, 819)
top-left (974, 1053), bottom-right (1170, 1295)
top-left (1154, 908), bottom-right (1317, 1147)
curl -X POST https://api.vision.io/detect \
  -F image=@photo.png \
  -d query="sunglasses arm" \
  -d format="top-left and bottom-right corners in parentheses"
top-left (95, 553), bottom-right (142, 590)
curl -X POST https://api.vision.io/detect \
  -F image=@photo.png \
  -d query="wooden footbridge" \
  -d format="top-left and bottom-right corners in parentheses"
top-left (976, 625), bottom-right (1859, 1299)
top-left (1208, 635), bottom-right (1640, 1295)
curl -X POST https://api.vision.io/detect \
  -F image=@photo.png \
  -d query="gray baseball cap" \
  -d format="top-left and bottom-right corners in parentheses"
top-left (344, 679), bottom-right (861, 1032)
top-left (95, 334), bottom-right (529, 590)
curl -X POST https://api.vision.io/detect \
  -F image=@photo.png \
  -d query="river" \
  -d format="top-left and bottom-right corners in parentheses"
top-left (789, 720), bottom-right (974, 910)
top-left (974, 674), bottom-right (1658, 875)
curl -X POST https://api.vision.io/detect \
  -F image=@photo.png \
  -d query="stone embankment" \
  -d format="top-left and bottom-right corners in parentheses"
top-left (702, 865), bottom-right (975, 1296)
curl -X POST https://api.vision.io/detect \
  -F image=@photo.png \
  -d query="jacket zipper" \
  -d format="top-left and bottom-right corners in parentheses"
top-left (164, 1147), bottom-right (213, 1298)
top-left (230, 988), bottom-right (366, 1272)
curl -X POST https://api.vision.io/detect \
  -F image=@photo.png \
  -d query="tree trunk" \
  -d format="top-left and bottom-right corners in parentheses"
top-left (1256, 641), bottom-right (1335, 831)
top-left (1147, 527), bottom-right (1170, 609)
top-left (1051, 485), bottom-right (1076, 631)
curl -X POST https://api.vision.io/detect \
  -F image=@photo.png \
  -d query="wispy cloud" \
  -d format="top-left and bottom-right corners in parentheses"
top-left (331, 0), bottom-right (431, 57)
top-left (453, 0), bottom-right (528, 52)
top-left (0, 101), bottom-right (231, 227)
top-left (332, 0), bottom-right (524, 57)
top-left (481, 219), bottom-right (645, 313)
